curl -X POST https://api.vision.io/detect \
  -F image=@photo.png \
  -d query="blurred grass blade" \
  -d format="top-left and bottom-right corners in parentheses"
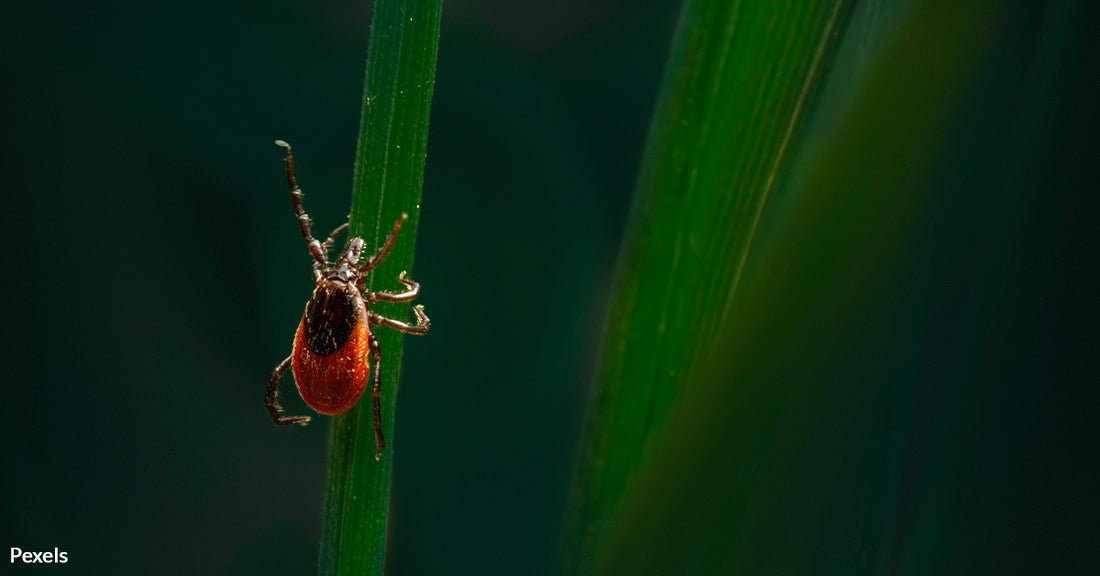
top-left (592, 0), bottom-right (998, 574)
top-left (567, 1), bottom-right (855, 572)
top-left (318, 1), bottom-right (441, 575)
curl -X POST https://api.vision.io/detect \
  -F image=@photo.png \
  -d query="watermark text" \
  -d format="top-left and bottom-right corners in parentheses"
top-left (10, 547), bottom-right (68, 564)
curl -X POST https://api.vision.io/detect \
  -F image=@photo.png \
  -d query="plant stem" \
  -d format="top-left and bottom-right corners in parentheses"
top-left (318, 1), bottom-right (442, 575)
top-left (566, 1), bottom-right (855, 573)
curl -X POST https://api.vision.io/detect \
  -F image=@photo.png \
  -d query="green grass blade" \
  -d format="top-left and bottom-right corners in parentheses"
top-left (318, 1), bottom-right (441, 575)
top-left (566, 1), bottom-right (856, 572)
top-left (591, 0), bottom-right (999, 573)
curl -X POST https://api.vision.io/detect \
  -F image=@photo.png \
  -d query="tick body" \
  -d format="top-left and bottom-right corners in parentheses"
top-left (266, 140), bottom-right (430, 459)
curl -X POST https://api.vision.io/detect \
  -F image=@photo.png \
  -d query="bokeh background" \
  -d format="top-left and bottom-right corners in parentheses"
top-left (1, 0), bottom-right (1096, 575)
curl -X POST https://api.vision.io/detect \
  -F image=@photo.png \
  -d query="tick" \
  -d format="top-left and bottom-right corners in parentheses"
top-left (265, 140), bottom-right (430, 459)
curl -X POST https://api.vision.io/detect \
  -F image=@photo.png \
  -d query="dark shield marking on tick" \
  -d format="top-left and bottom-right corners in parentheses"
top-left (303, 283), bottom-right (361, 356)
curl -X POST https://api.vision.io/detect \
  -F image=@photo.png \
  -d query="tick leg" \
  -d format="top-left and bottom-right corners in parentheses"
top-left (322, 222), bottom-right (349, 256)
top-left (266, 355), bottom-right (311, 426)
top-left (275, 140), bottom-right (327, 268)
top-left (368, 271), bottom-right (420, 303)
top-left (369, 305), bottom-right (431, 335)
top-left (369, 333), bottom-right (386, 459)
top-left (359, 213), bottom-right (408, 273)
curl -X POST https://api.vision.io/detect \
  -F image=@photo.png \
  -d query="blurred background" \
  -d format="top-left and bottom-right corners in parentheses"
top-left (0, 0), bottom-right (1096, 575)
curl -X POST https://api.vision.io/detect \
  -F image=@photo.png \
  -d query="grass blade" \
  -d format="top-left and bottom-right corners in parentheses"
top-left (592, 0), bottom-right (1000, 573)
top-left (318, 1), bottom-right (442, 574)
top-left (566, 1), bottom-right (856, 572)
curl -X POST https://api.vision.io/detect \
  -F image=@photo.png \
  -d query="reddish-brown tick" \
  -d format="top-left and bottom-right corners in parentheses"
top-left (265, 141), bottom-right (429, 459)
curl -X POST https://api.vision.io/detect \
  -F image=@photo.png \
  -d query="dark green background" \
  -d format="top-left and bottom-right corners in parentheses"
top-left (1, 1), bottom-right (1096, 575)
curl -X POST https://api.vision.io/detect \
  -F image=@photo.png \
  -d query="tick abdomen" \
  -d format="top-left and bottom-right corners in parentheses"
top-left (291, 283), bottom-right (372, 415)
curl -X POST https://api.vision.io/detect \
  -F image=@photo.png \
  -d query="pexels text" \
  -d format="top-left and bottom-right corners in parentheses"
top-left (10, 547), bottom-right (68, 564)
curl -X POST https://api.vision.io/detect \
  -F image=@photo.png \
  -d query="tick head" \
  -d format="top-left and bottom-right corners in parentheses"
top-left (319, 263), bottom-right (359, 287)
top-left (314, 236), bottom-right (365, 286)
